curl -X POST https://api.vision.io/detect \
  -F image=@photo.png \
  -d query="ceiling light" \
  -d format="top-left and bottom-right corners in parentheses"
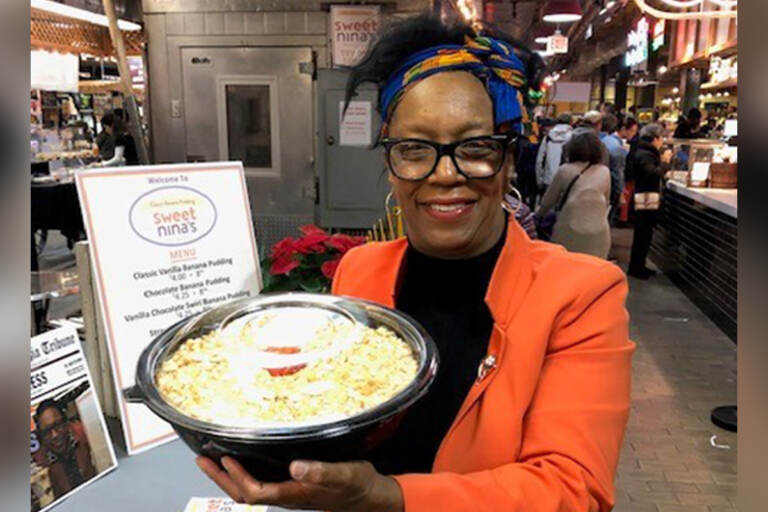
top-left (672, 87), bottom-right (679, 94)
top-left (658, 65), bottom-right (668, 74)
top-left (724, 91), bottom-right (730, 96)
top-left (542, 0), bottom-right (583, 23)
top-left (31, 0), bottom-right (141, 31)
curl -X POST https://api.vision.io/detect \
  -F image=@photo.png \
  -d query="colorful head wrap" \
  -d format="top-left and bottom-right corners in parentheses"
top-left (379, 36), bottom-right (529, 135)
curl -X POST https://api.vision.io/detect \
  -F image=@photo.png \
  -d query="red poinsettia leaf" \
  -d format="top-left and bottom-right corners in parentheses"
top-left (295, 232), bottom-right (329, 254)
top-left (270, 237), bottom-right (297, 260)
top-left (328, 233), bottom-right (366, 254)
top-left (299, 225), bottom-right (329, 237)
top-left (321, 257), bottom-right (342, 279)
top-left (270, 255), bottom-right (300, 276)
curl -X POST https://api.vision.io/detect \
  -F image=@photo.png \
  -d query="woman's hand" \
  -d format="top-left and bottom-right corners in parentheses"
top-left (196, 456), bottom-right (403, 512)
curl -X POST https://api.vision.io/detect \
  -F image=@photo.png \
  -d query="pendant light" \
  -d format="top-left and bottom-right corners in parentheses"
top-left (542, 0), bottom-right (583, 23)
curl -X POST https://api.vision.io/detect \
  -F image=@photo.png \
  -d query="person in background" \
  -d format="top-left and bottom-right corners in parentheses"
top-left (600, 102), bottom-right (617, 117)
top-left (504, 189), bottom-right (538, 239)
top-left (618, 116), bottom-right (639, 146)
top-left (578, 110), bottom-right (603, 132)
top-left (98, 112), bottom-right (139, 166)
top-left (93, 111), bottom-right (116, 160)
top-left (628, 123), bottom-right (672, 279)
top-left (617, 116), bottom-right (639, 224)
top-left (537, 128), bottom-right (612, 258)
top-left (535, 113), bottom-right (573, 198)
top-left (674, 108), bottom-right (702, 138)
top-left (599, 114), bottom-right (627, 215)
top-left (34, 399), bottom-right (97, 499)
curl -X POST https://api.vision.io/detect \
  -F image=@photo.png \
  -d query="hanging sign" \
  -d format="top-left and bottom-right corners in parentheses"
top-left (330, 5), bottom-right (381, 68)
top-left (626, 17), bottom-right (650, 69)
top-left (30, 50), bottom-right (79, 92)
top-left (76, 162), bottom-right (262, 454)
top-left (709, 56), bottom-right (737, 84)
top-left (652, 19), bottom-right (665, 51)
top-left (547, 33), bottom-right (569, 54)
top-left (30, 326), bottom-right (117, 512)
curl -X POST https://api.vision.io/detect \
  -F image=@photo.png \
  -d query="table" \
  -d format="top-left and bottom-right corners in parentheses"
top-left (54, 421), bottom-right (311, 512)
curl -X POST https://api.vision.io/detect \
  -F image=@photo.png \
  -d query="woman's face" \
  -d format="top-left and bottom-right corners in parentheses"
top-left (386, 72), bottom-right (509, 259)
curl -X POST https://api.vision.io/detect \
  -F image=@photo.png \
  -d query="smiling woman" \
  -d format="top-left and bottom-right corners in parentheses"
top-left (197, 14), bottom-right (634, 512)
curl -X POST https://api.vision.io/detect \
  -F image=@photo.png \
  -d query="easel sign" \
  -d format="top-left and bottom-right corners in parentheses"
top-left (76, 162), bottom-right (262, 454)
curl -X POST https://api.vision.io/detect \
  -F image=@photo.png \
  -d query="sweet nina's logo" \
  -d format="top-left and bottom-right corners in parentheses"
top-left (128, 186), bottom-right (217, 246)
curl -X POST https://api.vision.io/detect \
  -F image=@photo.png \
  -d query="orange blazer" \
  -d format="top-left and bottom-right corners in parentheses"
top-left (332, 217), bottom-right (634, 512)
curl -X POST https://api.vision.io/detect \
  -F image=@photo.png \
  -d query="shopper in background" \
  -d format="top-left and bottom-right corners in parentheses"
top-left (617, 116), bottom-right (639, 224)
top-left (197, 14), bottom-right (633, 512)
top-left (535, 112), bottom-right (573, 197)
top-left (537, 128), bottom-right (612, 258)
top-left (578, 110), bottom-right (603, 132)
top-left (673, 107), bottom-right (702, 138)
top-left (600, 102), bottom-right (617, 117)
top-left (599, 114), bottom-right (627, 214)
top-left (34, 399), bottom-right (97, 499)
top-left (98, 111), bottom-right (139, 166)
top-left (619, 116), bottom-right (639, 145)
top-left (93, 111), bottom-right (116, 160)
top-left (628, 123), bottom-right (672, 279)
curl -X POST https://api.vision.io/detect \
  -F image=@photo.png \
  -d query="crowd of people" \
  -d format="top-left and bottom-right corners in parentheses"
top-left (511, 102), bottom-right (681, 279)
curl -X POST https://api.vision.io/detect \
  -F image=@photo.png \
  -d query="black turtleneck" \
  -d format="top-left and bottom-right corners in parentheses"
top-left (368, 218), bottom-right (507, 475)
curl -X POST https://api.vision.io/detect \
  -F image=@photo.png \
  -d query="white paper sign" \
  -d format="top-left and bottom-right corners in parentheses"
top-left (76, 162), bottom-right (262, 454)
top-left (691, 162), bottom-right (711, 182)
top-left (30, 50), bottom-right (79, 92)
top-left (31, 327), bottom-right (117, 512)
top-left (184, 497), bottom-right (268, 512)
top-left (330, 5), bottom-right (380, 67)
top-left (339, 101), bottom-right (372, 147)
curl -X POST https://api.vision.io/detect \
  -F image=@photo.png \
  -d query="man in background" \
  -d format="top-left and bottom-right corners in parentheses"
top-left (599, 114), bottom-right (627, 214)
top-left (535, 113), bottom-right (573, 199)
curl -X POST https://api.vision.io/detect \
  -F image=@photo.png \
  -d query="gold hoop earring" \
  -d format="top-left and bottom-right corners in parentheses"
top-left (502, 186), bottom-right (522, 215)
top-left (385, 192), bottom-right (404, 239)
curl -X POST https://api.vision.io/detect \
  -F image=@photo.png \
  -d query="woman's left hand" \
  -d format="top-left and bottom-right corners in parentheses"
top-left (196, 456), bottom-right (403, 512)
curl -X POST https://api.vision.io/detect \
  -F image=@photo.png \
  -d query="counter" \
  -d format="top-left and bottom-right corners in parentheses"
top-left (650, 181), bottom-right (737, 341)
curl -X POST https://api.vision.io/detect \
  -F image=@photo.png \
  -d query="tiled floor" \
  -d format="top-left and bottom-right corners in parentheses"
top-left (612, 228), bottom-right (737, 512)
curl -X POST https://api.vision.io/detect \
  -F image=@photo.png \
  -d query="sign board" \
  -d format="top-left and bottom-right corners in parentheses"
top-left (691, 161), bottom-right (711, 182)
top-left (127, 56), bottom-right (145, 89)
top-left (30, 50), bottom-right (79, 92)
top-left (547, 33), bottom-right (569, 54)
top-left (339, 100), bottom-right (372, 147)
top-left (652, 20), bottom-right (665, 51)
top-left (724, 119), bottom-right (737, 137)
top-left (31, 327), bottom-right (117, 512)
top-left (626, 17), bottom-right (649, 70)
top-left (330, 5), bottom-right (380, 67)
top-left (76, 162), bottom-right (262, 454)
top-left (550, 81), bottom-right (591, 103)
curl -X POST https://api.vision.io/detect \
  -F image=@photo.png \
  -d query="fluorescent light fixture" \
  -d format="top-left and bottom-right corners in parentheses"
top-left (31, 0), bottom-right (141, 31)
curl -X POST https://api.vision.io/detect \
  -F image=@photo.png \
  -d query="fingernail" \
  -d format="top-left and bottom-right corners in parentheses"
top-left (291, 461), bottom-right (309, 479)
top-left (221, 457), bottom-right (233, 472)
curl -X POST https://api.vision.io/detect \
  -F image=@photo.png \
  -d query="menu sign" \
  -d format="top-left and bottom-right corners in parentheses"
top-left (76, 162), bottom-right (262, 454)
top-left (31, 327), bottom-right (117, 512)
top-left (183, 497), bottom-right (267, 512)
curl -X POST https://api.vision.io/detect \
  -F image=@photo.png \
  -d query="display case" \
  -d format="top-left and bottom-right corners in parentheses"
top-left (665, 138), bottom-right (737, 189)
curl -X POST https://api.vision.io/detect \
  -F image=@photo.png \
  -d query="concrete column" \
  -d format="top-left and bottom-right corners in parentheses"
top-left (615, 67), bottom-right (630, 113)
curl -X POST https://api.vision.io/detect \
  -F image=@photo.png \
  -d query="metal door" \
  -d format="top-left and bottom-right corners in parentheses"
top-left (317, 69), bottom-right (388, 229)
top-left (181, 46), bottom-right (314, 250)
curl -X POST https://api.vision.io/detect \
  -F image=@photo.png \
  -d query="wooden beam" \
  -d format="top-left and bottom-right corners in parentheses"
top-left (102, 0), bottom-right (150, 165)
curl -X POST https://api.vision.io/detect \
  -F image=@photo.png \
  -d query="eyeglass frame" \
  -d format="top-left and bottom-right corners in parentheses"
top-left (380, 133), bottom-right (518, 182)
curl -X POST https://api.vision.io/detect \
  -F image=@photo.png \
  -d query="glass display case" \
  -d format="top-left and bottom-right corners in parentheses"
top-left (664, 138), bottom-right (736, 188)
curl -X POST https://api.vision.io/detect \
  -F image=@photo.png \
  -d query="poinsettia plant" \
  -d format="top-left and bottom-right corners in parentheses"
top-left (260, 225), bottom-right (367, 293)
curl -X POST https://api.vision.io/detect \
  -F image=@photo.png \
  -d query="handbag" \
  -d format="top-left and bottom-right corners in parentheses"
top-left (633, 192), bottom-right (660, 211)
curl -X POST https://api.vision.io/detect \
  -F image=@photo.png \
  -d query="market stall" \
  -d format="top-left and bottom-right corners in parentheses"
top-left (650, 139), bottom-right (737, 341)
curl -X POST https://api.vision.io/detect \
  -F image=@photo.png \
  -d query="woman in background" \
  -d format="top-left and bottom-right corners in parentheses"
top-left (537, 128), bottom-right (612, 258)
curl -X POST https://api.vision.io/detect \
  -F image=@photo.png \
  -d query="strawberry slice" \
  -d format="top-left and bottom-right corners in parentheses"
top-left (263, 346), bottom-right (305, 376)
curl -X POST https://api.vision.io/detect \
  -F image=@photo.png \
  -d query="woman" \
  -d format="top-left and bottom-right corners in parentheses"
top-left (97, 111), bottom-right (138, 166)
top-left (537, 128), bottom-right (612, 259)
top-left (628, 123), bottom-right (671, 279)
top-left (198, 15), bottom-right (633, 512)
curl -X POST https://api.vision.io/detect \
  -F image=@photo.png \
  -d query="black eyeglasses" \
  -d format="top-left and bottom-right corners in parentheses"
top-left (381, 134), bottom-right (517, 181)
top-left (38, 419), bottom-right (68, 438)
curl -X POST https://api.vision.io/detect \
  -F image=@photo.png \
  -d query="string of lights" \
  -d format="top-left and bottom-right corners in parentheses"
top-left (634, 0), bottom-right (737, 19)
top-left (655, 0), bottom-right (737, 8)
